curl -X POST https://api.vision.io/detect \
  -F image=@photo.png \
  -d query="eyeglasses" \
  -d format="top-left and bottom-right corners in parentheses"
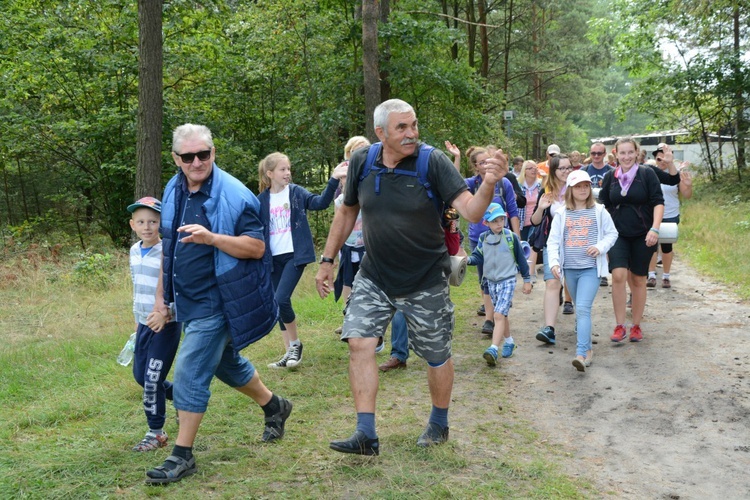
top-left (176, 149), bottom-right (211, 163)
top-left (590, 151), bottom-right (605, 156)
top-left (558, 167), bottom-right (574, 172)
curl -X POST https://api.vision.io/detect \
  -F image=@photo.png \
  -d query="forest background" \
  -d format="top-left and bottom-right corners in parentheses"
top-left (1, 2), bottom-right (749, 497)
top-left (0, 0), bottom-right (747, 249)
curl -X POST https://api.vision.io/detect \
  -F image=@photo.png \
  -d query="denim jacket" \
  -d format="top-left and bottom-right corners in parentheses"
top-left (258, 177), bottom-right (340, 268)
top-left (161, 165), bottom-right (278, 352)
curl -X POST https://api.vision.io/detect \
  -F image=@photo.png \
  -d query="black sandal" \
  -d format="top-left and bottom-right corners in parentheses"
top-left (145, 455), bottom-right (197, 484)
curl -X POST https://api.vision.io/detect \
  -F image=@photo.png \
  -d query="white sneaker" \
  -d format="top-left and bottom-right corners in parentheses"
top-left (268, 348), bottom-right (291, 368)
top-left (286, 343), bottom-right (304, 368)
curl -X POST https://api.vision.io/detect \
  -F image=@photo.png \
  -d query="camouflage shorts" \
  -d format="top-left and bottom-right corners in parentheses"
top-left (342, 273), bottom-right (454, 364)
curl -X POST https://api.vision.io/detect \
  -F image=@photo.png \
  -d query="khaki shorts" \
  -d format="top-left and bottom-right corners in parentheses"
top-left (342, 273), bottom-right (454, 364)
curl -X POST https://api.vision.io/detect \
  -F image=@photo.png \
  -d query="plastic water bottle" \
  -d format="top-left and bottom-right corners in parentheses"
top-left (117, 332), bottom-right (137, 366)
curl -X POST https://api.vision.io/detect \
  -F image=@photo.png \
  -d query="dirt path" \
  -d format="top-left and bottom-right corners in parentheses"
top-left (460, 255), bottom-right (750, 498)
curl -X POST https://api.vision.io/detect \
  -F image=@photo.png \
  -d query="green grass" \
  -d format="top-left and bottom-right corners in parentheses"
top-left (679, 172), bottom-right (750, 299)
top-left (4, 172), bottom-right (747, 498)
top-left (0, 251), bottom-right (590, 499)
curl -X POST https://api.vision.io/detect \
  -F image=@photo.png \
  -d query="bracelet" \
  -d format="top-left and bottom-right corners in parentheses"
top-left (649, 228), bottom-right (660, 234)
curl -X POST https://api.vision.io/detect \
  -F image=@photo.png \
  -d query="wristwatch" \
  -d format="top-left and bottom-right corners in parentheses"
top-left (319, 256), bottom-right (335, 265)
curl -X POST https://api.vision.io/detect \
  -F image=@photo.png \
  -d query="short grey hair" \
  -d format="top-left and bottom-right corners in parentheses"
top-left (373, 99), bottom-right (415, 132)
top-left (172, 123), bottom-right (214, 153)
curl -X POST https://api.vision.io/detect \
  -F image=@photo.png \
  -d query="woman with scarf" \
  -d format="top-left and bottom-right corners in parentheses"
top-left (599, 137), bottom-right (664, 343)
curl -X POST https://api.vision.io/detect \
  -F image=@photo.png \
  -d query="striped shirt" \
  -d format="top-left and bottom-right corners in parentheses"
top-left (563, 207), bottom-right (598, 269)
top-left (130, 241), bottom-right (163, 325)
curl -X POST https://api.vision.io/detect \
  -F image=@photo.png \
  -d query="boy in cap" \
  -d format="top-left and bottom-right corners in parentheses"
top-left (127, 197), bottom-right (182, 451)
top-left (467, 203), bottom-right (533, 366)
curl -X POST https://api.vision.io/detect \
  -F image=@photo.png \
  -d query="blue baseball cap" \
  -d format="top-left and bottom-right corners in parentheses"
top-left (483, 202), bottom-right (506, 222)
top-left (127, 196), bottom-right (162, 214)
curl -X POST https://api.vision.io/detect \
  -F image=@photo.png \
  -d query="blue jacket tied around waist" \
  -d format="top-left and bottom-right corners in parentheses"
top-left (161, 164), bottom-right (279, 352)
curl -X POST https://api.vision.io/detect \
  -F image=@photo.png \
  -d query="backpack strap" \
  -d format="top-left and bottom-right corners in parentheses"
top-left (502, 228), bottom-right (515, 256)
top-left (415, 144), bottom-right (441, 214)
top-left (360, 142), bottom-right (442, 215)
top-left (361, 143), bottom-right (383, 194)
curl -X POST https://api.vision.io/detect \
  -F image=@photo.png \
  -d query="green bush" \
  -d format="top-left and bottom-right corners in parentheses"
top-left (72, 253), bottom-right (116, 288)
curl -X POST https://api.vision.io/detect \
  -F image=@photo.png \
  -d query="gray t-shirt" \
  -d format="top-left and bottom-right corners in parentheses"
top-left (344, 143), bottom-right (467, 295)
top-left (563, 207), bottom-right (598, 269)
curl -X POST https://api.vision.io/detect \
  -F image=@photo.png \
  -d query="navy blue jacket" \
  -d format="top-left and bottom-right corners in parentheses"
top-left (161, 165), bottom-right (278, 352)
top-left (257, 177), bottom-right (340, 268)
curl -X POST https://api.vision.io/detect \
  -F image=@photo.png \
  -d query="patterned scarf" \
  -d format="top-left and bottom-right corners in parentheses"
top-left (615, 164), bottom-right (638, 196)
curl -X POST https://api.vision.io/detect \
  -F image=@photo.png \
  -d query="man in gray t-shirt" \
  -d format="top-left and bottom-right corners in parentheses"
top-left (315, 99), bottom-right (506, 455)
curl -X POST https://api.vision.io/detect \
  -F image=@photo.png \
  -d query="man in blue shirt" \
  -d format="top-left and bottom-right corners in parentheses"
top-left (584, 142), bottom-right (613, 190)
top-left (144, 124), bottom-right (292, 485)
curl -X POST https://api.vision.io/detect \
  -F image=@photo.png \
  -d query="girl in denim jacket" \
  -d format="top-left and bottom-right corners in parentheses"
top-left (258, 153), bottom-right (348, 368)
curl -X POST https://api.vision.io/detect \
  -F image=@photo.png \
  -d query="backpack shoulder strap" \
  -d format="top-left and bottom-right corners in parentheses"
top-left (502, 228), bottom-right (515, 256)
top-left (360, 143), bottom-right (382, 183)
top-left (414, 144), bottom-right (440, 213)
top-left (360, 143), bottom-right (441, 214)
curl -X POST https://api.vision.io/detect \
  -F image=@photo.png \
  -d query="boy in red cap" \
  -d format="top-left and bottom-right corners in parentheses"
top-left (127, 197), bottom-right (182, 452)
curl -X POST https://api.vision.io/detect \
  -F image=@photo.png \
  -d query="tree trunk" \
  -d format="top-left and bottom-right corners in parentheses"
top-left (478, 0), bottom-right (488, 78)
top-left (466, 0), bottom-right (476, 68)
top-left (501, 0), bottom-right (515, 138)
top-left (16, 158), bottom-right (29, 221)
top-left (532, 2), bottom-right (542, 159)
top-left (136, 0), bottom-right (164, 200)
top-left (379, 0), bottom-right (391, 104)
top-left (2, 162), bottom-right (12, 226)
top-left (733, 3), bottom-right (746, 176)
top-left (363, 0), bottom-right (381, 141)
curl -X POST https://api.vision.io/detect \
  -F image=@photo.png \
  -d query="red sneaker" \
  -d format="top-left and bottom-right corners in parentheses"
top-left (630, 325), bottom-right (643, 342)
top-left (610, 324), bottom-right (627, 343)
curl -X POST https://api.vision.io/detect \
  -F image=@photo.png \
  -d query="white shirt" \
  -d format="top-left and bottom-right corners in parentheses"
top-left (269, 185), bottom-right (294, 255)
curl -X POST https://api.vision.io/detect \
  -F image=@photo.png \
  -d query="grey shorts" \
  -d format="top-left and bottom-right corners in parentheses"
top-left (342, 273), bottom-right (454, 364)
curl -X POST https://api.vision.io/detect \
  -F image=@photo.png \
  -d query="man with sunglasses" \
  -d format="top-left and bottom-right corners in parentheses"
top-left (583, 142), bottom-right (613, 190)
top-left (144, 123), bottom-right (292, 485)
top-left (584, 143), bottom-right (615, 286)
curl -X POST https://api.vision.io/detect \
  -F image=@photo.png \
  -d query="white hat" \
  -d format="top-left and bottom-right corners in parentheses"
top-left (566, 170), bottom-right (591, 187)
top-left (547, 144), bottom-right (561, 155)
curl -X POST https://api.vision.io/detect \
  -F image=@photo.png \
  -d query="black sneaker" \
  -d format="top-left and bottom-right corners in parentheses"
top-left (562, 301), bottom-right (574, 315)
top-left (286, 343), bottom-right (303, 368)
top-left (329, 430), bottom-right (380, 456)
top-left (476, 304), bottom-right (486, 316)
top-left (600, 276), bottom-right (608, 287)
top-left (417, 422), bottom-right (449, 447)
top-left (536, 326), bottom-right (556, 345)
top-left (262, 397), bottom-right (293, 442)
top-left (481, 320), bottom-right (495, 335)
top-left (268, 348), bottom-right (290, 369)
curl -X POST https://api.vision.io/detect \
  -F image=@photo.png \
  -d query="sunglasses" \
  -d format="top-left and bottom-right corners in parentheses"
top-left (176, 149), bottom-right (212, 163)
top-left (590, 151), bottom-right (605, 156)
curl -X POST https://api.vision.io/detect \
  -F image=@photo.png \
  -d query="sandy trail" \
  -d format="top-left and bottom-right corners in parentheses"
top-left (460, 255), bottom-right (750, 498)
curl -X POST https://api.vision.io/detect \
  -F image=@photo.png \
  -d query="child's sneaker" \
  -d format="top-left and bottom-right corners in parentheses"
top-left (268, 348), bottom-right (291, 368)
top-left (610, 324), bottom-right (627, 343)
top-left (286, 343), bottom-right (304, 368)
top-left (629, 325), bottom-right (643, 342)
top-left (501, 342), bottom-right (516, 358)
top-left (133, 432), bottom-right (168, 452)
top-left (483, 346), bottom-right (498, 366)
top-left (535, 326), bottom-right (556, 344)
